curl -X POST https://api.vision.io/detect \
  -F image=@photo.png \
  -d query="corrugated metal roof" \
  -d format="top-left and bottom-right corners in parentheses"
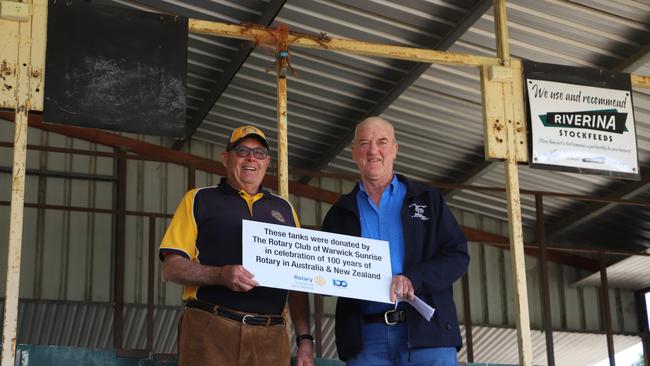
top-left (574, 253), bottom-right (650, 290)
top-left (278, 0), bottom-right (650, 253)
top-left (105, 0), bottom-right (650, 256)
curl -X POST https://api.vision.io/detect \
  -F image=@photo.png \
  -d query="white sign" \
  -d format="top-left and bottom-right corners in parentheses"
top-left (527, 79), bottom-right (638, 177)
top-left (242, 220), bottom-right (393, 304)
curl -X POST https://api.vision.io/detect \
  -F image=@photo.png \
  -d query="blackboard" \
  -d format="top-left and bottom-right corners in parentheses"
top-left (43, 0), bottom-right (188, 137)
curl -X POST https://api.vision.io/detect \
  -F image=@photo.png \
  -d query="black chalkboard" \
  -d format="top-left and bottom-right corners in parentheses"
top-left (43, 0), bottom-right (188, 137)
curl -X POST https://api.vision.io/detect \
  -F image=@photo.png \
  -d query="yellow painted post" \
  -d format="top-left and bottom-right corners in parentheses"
top-left (493, 1), bottom-right (533, 365)
top-left (631, 74), bottom-right (650, 87)
top-left (277, 73), bottom-right (289, 199)
top-left (273, 30), bottom-right (290, 201)
top-left (0, 0), bottom-right (43, 364)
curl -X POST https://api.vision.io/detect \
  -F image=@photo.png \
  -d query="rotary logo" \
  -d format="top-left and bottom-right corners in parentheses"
top-left (271, 210), bottom-right (286, 223)
top-left (313, 276), bottom-right (326, 286)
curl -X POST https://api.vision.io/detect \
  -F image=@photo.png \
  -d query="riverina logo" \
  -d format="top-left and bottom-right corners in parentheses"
top-left (538, 109), bottom-right (628, 134)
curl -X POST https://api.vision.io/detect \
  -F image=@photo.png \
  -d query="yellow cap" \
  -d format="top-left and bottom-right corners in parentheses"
top-left (226, 125), bottom-right (269, 151)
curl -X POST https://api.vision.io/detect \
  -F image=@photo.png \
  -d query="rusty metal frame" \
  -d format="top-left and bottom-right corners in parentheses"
top-left (536, 194), bottom-right (555, 366)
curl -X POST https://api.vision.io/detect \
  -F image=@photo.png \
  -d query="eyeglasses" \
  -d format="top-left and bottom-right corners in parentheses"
top-left (232, 145), bottom-right (269, 159)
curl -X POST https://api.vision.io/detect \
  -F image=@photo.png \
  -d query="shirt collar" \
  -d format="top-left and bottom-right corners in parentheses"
top-left (358, 175), bottom-right (398, 196)
top-left (219, 177), bottom-right (266, 197)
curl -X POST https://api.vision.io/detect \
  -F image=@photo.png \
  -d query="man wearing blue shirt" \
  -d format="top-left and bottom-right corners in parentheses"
top-left (322, 117), bottom-right (469, 365)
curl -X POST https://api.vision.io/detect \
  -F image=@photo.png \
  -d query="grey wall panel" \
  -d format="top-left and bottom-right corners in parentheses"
top-left (124, 218), bottom-right (145, 304)
top-left (90, 213), bottom-right (113, 302)
top-left (42, 209), bottom-right (66, 299)
top-left (467, 235), bottom-right (486, 325)
top-left (296, 195), bottom-right (319, 227)
top-left (484, 245), bottom-right (506, 325)
top-left (563, 266), bottom-right (583, 329)
top-left (17, 207), bottom-right (36, 298)
top-left (583, 285), bottom-right (602, 330)
top-left (620, 290), bottom-right (639, 332)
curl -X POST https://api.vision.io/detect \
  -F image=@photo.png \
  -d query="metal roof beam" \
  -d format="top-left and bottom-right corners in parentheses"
top-left (171, 0), bottom-right (287, 150)
top-left (300, 0), bottom-right (493, 182)
top-left (462, 227), bottom-right (600, 271)
top-left (613, 42), bottom-right (650, 73)
top-left (443, 154), bottom-right (495, 200)
top-left (547, 169), bottom-right (650, 240)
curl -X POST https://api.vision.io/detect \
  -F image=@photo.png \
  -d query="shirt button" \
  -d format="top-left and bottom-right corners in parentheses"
top-left (446, 323), bottom-right (452, 330)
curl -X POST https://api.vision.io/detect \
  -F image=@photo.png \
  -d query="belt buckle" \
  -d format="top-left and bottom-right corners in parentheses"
top-left (241, 314), bottom-right (253, 325)
top-left (384, 310), bottom-right (398, 326)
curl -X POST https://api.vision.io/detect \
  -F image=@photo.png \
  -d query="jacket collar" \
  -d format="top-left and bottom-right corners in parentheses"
top-left (334, 174), bottom-right (426, 212)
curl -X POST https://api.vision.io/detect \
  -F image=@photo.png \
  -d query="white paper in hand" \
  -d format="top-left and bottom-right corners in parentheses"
top-left (400, 295), bottom-right (435, 321)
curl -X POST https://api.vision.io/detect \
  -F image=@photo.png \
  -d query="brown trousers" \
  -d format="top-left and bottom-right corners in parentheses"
top-left (178, 307), bottom-right (290, 366)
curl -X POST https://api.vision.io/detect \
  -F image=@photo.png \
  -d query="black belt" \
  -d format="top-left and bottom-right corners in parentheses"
top-left (185, 300), bottom-right (285, 326)
top-left (363, 310), bottom-right (407, 326)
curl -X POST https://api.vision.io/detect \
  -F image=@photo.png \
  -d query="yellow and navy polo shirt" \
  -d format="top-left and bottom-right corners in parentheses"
top-left (159, 177), bottom-right (300, 315)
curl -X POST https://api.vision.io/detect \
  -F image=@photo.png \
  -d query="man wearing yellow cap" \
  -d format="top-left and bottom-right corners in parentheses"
top-left (159, 126), bottom-right (314, 366)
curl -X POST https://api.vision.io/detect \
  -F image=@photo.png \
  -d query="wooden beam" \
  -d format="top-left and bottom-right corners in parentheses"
top-left (613, 42), bottom-right (650, 73)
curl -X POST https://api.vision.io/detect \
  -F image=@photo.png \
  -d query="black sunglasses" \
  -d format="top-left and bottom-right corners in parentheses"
top-left (232, 145), bottom-right (269, 159)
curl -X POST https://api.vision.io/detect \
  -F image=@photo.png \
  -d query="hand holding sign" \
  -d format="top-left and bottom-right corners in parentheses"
top-left (217, 265), bottom-right (258, 292)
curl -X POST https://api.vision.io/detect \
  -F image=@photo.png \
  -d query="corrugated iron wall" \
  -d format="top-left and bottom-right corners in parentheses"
top-left (0, 299), bottom-right (641, 364)
top-left (0, 120), bottom-right (641, 348)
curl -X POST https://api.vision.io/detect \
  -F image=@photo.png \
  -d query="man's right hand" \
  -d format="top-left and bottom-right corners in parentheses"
top-left (217, 265), bottom-right (259, 292)
top-left (161, 254), bottom-right (258, 292)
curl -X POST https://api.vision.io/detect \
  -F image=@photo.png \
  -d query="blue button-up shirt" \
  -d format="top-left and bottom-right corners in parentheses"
top-left (356, 175), bottom-right (406, 314)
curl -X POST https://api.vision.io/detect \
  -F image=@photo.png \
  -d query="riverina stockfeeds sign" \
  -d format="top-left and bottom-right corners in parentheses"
top-left (524, 61), bottom-right (639, 180)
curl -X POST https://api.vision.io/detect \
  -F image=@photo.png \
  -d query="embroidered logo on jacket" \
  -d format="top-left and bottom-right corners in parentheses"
top-left (271, 210), bottom-right (286, 223)
top-left (409, 203), bottom-right (430, 221)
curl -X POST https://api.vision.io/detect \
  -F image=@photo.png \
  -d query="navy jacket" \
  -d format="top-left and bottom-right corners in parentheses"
top-left (321, 174), bottom-right (469, 360)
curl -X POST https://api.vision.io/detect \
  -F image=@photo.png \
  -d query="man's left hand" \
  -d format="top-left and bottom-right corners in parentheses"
top-left (390, 274), bottom-right (414, 302)
top-left (295, 340), bottom-right (314, 366)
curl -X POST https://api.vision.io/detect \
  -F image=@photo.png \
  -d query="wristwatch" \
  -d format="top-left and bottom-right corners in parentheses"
top-left (296, 334), bottom-right (315, 347)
